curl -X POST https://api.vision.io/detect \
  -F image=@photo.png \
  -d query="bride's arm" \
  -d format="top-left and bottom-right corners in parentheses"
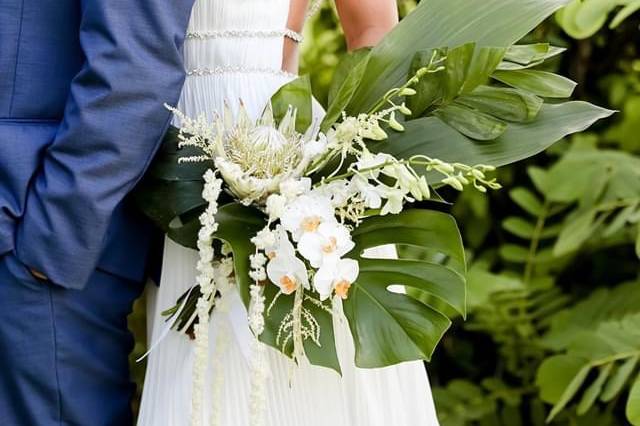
top-left (282, 0), bottom-right (398, 73)
top-left (335, 0), bottom-right (398, 50)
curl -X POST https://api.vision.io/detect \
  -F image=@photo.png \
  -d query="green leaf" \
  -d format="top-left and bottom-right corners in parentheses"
top-left (503, 217), bottom-right (537, 239)
top-left (538, 313), bottom-right (640, 422)
top-left (536, 355), bottom-right (590, 420)
top-left (456, 86), bottom-right (543, 123)
top-left (463, 47), bottom-right (508, 94)
top-left (321, 48), bottom-right (372, 131)
top-left (442, 43), bottom-right (476, 102)
top-left (628, 373), bottom-right (640, 425)
top-left (214, 203), bottom-right (267, 305)
top-left (373, 102), bottom-right (613, 169)
top-left (407, 45), bottom-right (506, 120)
top-left (347, 0), bottom-right (572, 113)
top-left (466, 265), bottom-right (524, 308)
top-left (577, 364), bottom-right (613, 415)
top-left (510, 187), bottom-right (545, 216)
top-left (435, 103), bottom-right (508, 141)
top-left (502, 43), bottom-right (565, 66)
top-left (611, 1), bottom-right (640, 28)
top-left (500, 244), bottom-right (530, 263)
top-left (493, 70), bottom-right (577, 98)
top-left (344, 209), bottom-right (466, 368)
top-left (528, 166), bottom-right (551, 195)
top-left (270, 75), bottom-right (312, 133)
top-left (556, 0), bottom-right (610, 39)
top-left (601, 356), bottom-right (639, 402)
top-left (554, 210), bottom-right (597, 256)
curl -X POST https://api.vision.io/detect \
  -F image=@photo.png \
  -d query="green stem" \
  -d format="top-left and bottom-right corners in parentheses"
top-left (524, 201), bottom-right (550, 285)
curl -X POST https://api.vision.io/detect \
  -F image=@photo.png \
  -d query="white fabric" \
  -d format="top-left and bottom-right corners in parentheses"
top-left (138, 1), bottom-right (440, 424)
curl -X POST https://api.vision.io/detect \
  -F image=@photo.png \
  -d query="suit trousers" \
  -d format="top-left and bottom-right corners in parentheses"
top-left (0, 252), bottom-right (144, 425)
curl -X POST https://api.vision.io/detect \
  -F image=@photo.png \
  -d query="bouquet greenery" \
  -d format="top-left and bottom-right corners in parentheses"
top-left (135, 0), bottom-right (612, 418)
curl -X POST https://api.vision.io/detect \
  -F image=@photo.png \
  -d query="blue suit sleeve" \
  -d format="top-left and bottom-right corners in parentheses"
top-left (15, 0), bottom-right (194, 289)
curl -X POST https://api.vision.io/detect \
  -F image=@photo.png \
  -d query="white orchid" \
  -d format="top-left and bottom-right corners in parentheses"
top-left (298, 222), bottom-right (355, 268)
top-left (280, 194), bottom-right (336, 241)
top-left (354, 152), bottom-right (394, 179)
top-left (312, 180), bottom-right (355, 208)
top-left (313, 258), bottom-right (359, 301)
top-left (279, 177), bottom-right (312, 200)
top-left (380, 186), bottom-right (407, 216)
top-left (352, 176), bottom-right (384, 209)
top-left (266, 234), bottom-right (309, 295)
top-left (265, 194), bottom-right (287, 220)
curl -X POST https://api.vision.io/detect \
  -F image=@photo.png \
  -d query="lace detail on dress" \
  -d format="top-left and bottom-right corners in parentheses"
top-left (186, 66), bottom-right (297, 78)
top-left (187, 29), bottom-right (303, 43)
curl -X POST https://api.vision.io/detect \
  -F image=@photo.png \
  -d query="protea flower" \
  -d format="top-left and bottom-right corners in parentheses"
top-left (212, 102), bottom-right (326, 204)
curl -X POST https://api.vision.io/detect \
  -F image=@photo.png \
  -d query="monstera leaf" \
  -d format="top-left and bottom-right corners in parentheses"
top-left (343, 209), bottom-right (466, 368)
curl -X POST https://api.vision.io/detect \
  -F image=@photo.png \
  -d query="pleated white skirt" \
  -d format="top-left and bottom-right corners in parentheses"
top-left (137, 238), bottom-right (440, 426)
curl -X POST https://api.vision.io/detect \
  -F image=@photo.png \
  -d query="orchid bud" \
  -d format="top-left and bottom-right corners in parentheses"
top-left (388, 113), bottom-right (405, 132)
top-left (399, 88), bottom-right (417, 96)
top-left (442, 176), bottom-right (464, 191)
top-left (418, 176), bottom-right (431, 199)
top-left (399, 103), bottom-right (412, 116)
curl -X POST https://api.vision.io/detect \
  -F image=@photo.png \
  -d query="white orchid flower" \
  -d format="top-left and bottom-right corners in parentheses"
top-left (280, 194), bottom-right (337, 241)
top-left (266, 234), bottom-right (309, 295)
top-left (313, 180), bottom-right (355, 208)
top-left (265, 194), bottom-right (287, 220)
top-left (352, 175), bottom-right (385, 209)
top-left (298, 222), bottom-right (355, 268)
top-left (313, 258), bottom-right (360, 301)
top-left (279, 177), bottom-right (312, 200)
top-left (355, 152), bottom-right (393, 179)
top-left (380, 187), bottom-right (407, 216)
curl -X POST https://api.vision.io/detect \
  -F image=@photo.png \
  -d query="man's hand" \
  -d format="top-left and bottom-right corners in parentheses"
top-left (30, 269), bottom-right (48, 281)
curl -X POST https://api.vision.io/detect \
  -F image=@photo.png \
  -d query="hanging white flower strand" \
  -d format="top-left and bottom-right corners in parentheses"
top-left (248, 277), bottom-right (268, 426)
top-left (191, 169), bottom-right (223, 426)
top-left (209, 257), bottom-right (235, 426)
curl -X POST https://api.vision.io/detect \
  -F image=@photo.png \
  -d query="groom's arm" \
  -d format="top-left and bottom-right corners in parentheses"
top-left (15, 0), bottom-right (195, 289)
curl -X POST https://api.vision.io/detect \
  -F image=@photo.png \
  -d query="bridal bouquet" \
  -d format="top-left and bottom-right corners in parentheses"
top-left (135, 0), bottom-right (612, 422)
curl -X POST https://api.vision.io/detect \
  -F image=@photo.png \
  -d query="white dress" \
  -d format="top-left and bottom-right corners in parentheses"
top-left (138, 1), bottom-right (440, 425)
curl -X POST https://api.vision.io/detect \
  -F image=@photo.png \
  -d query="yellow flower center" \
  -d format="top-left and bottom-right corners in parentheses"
top-left (279, 275), bottom-right (298, 294)
top-left (322, 237), bottom-right (338, 254)
top-left (301, 216), bottom-right (322, 233)
top-left (267, 251), bottom-right (277, 260)
top-left (335, 279), bottom-right (352, 299)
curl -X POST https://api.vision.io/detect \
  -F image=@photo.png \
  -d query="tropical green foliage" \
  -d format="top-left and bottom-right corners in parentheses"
top-left (298, 1), bottom-right (640, 425)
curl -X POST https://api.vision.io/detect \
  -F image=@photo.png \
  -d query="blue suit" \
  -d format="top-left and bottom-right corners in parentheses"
top-left (0, 0), bottom-right (194, 424)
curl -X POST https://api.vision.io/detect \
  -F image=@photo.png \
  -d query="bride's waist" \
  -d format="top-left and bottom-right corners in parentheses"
top-left (183, 38), bottom-right (284, 71)
top-left (177, 72), bottom-right (296, 118)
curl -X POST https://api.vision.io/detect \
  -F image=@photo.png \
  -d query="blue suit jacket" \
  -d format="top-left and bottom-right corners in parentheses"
top-left (0, 0), bottom-right (194, 289)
